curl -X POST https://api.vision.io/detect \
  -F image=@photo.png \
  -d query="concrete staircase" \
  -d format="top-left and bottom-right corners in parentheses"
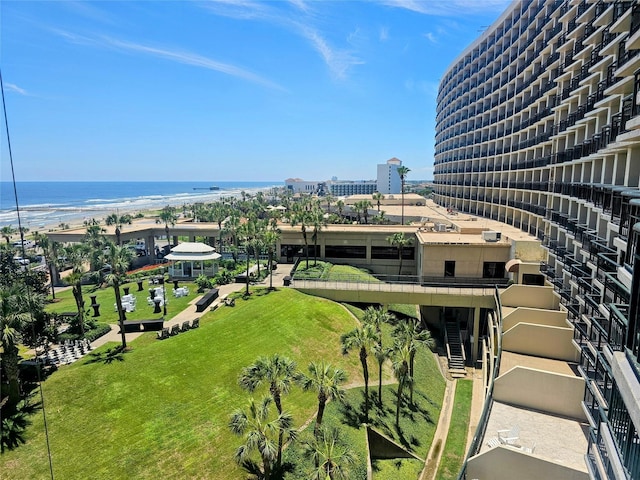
top-left (445, 321), bottom-right (467, 378)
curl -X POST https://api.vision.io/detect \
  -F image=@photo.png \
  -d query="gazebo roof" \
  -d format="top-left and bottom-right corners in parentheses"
top-left (164, 242), bottom-right (221, 261)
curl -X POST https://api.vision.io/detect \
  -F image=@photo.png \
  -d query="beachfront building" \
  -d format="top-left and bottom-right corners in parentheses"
top-left (434, 0), bottom-right (640, 478)
top-left (284, 178), bottom-right (324, 194)
top-left (376, 157), bottom-right (403, 194)
top-left (326, 180), bottom-right (377, 196)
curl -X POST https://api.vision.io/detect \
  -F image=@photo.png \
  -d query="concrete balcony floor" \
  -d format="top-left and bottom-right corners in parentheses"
top-left (481, 401), bottom-right (589, 472)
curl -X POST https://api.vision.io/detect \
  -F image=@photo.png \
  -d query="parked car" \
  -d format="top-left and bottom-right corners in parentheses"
top-left (13, 256), bottom-right (30, 265)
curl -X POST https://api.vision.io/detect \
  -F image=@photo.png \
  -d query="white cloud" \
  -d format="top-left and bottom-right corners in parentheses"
top-left (5, 83), bottom-right (28, 95)
top-left (199, 0), bottom-right (363, 81)
top-left (298, 26), bottom-right (364, 80)
top-left (423, 32), bottom-right (437, 43)
top-left (51, 29), bottom-right (286, 91)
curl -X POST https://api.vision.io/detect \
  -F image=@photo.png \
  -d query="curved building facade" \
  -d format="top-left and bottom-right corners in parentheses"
top-left (435, 1), bottom-right (640, 478)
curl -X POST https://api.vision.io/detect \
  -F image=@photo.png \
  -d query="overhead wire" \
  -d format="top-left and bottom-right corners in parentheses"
top-left (1, 68), bottom-right (55, 479)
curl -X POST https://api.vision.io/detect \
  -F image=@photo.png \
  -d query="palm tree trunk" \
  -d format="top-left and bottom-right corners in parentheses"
top-left (315, 393), bottom-right (327, 436)
top-left (409, 352), bottom-right (415, 404)
top-left (378, 359), bottom-right (384, 405)
top-left (268, 248), bottom-right (274, 290)
top-left (4, 346), bottom-right (21, 407)
top-left (48, 263), bottom-right (56, 299)
top-left (114, 283), bottom-right (127, 349)
top-left (73, 284), bottom-right (85, 338)
top-left (360, 349), bottom-right (369, 422)
top-left (245, 249), bottom-right (250, 296)
top-left (396, 378), bottom-right (404, 428)
top-left (398, 247), bottom-right (404, 276)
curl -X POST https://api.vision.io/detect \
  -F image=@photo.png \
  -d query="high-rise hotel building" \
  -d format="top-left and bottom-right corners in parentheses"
top-left (434, 1), bottom-right (640, 478)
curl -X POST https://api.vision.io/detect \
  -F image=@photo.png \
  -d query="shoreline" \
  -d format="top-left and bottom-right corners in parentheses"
top-left (5, 185), bottom-right (280, 241)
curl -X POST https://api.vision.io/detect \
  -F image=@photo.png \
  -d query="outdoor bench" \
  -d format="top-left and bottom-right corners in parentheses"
top-left (195, 288), bottom-right (219, 312)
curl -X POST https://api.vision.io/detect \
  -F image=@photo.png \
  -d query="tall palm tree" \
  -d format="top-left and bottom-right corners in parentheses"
top-left (335, 200), bottom-right (345, 219)
top-left (158, 205), bottom-right (177, 245)
top-left (263, 227), bottom-right (281, 290)
top-left (300, 361), bottom-right (347, 436)
top-left (372, 192), bottom-right (384, 212)
top-left (341, 323), bottom-right (379, 421)
top-left (238, 354), bottom-right (298, 468)
top-left (102, 243), bottom-right (134, 349)
top-left (324, 194), bottom-right (336, 215)
top-left (34, 233), bottom-right (60, 299)
top-left (391, 342), bottom-right (411, 429)
top-left (362, 306), bottom-right (394, 403)
top-left (289, 199), bottom-right (312, 269)
top-left (396, 166), bottom-right (410, 225)
top-left (393, 319), bottom-right (435, 404)
top-left (387, 232), bottom-right (414, 276)
top-left (210, 201), bottom-right (229, 254)
top-left (304, 426), bottom-right (357, 480)
top-left (228, 396), bottom-right (296, 479)
top-left (62, 243), bottom-right (91, 338)
top-left (309, 204), bottom-right (326, 266)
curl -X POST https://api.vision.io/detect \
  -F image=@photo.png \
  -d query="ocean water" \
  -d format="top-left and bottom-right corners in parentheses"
top-left (0, 181), bottom-right (281, 229)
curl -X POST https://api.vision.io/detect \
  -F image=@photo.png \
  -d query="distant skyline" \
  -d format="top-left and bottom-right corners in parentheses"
top-left (1, 0), bottom-right (511, 182)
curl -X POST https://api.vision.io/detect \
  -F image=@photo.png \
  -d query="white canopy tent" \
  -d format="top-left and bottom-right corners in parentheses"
top-left (164, 242), bottom-right (221, 279)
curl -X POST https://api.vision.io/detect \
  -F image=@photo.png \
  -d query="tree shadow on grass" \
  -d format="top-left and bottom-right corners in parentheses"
top-left (82, 345), bottom-right (128, 365)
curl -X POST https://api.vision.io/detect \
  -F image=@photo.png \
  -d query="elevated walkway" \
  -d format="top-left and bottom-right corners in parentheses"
top-left (290, 278), bottom-right (498, 308)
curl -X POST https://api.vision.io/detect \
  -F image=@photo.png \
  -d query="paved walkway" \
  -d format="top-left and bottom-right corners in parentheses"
top-left (91, 267), bottom-right (289, 349)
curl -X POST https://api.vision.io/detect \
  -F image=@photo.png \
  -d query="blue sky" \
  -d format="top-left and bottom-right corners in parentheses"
top-left (1, 0), bottom-right (510, 183)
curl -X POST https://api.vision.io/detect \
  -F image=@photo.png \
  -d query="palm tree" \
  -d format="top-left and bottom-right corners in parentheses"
top-left (300, 361), bottom-right (347, 436)
top-left (210, 202), bottom-right (229, 254)
top-left (289, 200), bottom-right (312, 269)
top-left (387, 232), bottom-right (414, 276)
top-left (158, 205), bottom-right (177, 245)
top-left (396, 166), bottom-right (410, 225)
top-left (223, 212), bottom-right (241, 266)
top-left (359, 199), bottom-right (373, 224)
top-left (105, 213), bottom-right (133, 245)
top-left (391, 342), bottom-right (411, 429)
top-left (0, 226), bottom-right (16, 245)
top-left (362, 306), bottom-right (394, 403)
top-left (304, 426), bottom-right (357, 480)
top-left (102, 243), bottom-right (134, 349)
top-left (324, 194), bottom-right (336, 215)
top-left (34, 233), bottom-right (60, 298)
top-left (372, 192), bottom-right (384, 212)
top-left (393, 319), bottom-right (435, 404)
top-left (238, 354), bottom-right (298, 469)
top-left (0, 284), bottom-right (32, 407)
top-left (229, 396), bottom-right (296, 479)
top-left (263, 227), bottom-right (281, 290)
top-left (335, 200), bottom-right (345, 219)
top-left (341, 323), bottom-right (379, 421)
top-left (309, 204), bottom-right (326, 266)
top-left (62, 243), bottom-right (91, 338)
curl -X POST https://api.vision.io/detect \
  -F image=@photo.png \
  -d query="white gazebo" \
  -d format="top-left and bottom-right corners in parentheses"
top-left (164, 242), bottom-right (221, 279)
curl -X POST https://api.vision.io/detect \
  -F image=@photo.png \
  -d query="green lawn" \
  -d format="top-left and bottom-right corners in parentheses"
top-left (2, 288), bottom-right (364, 479)
top-left (434, 380), bottom-right (473, 480)
top-left (295, 261), bottom-right (379, 282)
top-left (46, 280), bottom-right (198, 324)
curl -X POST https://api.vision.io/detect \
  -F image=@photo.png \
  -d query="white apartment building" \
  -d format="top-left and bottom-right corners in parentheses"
top-left (376, 157), bottom-right (403, 194)
top-left (434, 1), bottom-right (640, 479)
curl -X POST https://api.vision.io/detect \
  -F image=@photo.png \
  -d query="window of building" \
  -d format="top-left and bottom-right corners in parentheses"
top-left (445, 261), bottom-right (456, 277)
top-left (325, 245), bottom-right (366, 259)
top-left (371, 246), bottom-right (415, 260)
top-left (483, 262), bottom-right (505, 278)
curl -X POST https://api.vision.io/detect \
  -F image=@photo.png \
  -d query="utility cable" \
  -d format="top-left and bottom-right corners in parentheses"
top-left (1, 68), bottom-right (55, 479)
